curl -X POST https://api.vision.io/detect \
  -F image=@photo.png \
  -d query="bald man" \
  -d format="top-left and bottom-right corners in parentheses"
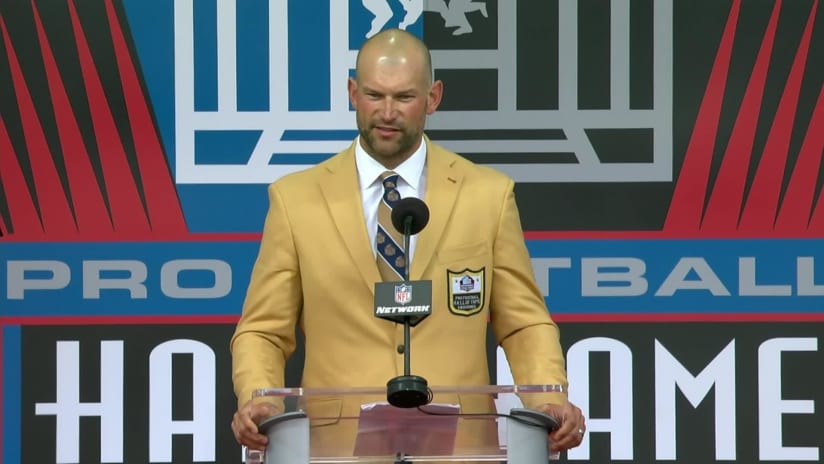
top-left (230, 29), bottom-right (585, 457)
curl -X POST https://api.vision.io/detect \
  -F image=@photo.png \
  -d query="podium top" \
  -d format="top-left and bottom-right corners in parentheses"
top-left (253, 384), bottom-right (564, 398)
top-left (250, 385), bottom-right (566, 462)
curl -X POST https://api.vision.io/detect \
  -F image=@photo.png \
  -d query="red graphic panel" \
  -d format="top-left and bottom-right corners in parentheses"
top-left (665, 0), bottom-right (823, 237)
top-left (0, 1), bottom-right (187, 241)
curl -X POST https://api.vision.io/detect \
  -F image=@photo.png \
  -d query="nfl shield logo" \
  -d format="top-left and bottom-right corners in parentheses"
top-left (394, 284), bottom-right (413, 305)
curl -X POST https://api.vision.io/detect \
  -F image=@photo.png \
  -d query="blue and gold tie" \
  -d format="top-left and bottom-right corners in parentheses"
top-left (376, 171), bottom-right (406, 281)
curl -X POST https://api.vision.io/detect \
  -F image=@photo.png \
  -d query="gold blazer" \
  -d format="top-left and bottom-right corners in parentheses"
top-left (231, 138), bottom-right (568, 410)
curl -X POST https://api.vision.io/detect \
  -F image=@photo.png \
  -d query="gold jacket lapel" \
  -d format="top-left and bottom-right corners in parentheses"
top-left (319, 146), bottom-right (382, 292)
top-left (412, 141), bottom-right (463, 280)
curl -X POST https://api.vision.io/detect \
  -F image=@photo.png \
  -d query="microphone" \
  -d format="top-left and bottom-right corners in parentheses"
top-left (375, 197), bottom-right (432, 408)
top-left (391, 197), bottom-right (429, 281)
top-left (391, 197), bottom-right (430, 236)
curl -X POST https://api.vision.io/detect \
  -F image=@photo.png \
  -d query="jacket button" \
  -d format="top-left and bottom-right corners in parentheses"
top-left (396, 344), bottom-right (405, 354)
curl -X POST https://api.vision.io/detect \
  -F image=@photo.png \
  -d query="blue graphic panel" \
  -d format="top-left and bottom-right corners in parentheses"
top-left (288, 0), bottom-right (331, 110)
top-left (4, 239), bottom-right (822, 316)
top-left (194, 130), bottom-right (261, 164)
top-left (528, 239), bottom-right (824, 314)
top-left (1, 243), bottom-right (258, 316)
top-left (237, 0), bottom-right (270, 111)
top-left (194, 0), bottom-right (218, 111)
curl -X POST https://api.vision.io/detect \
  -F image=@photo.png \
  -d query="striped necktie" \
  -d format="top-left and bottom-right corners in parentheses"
top-left (376, 171), bottom-right (406, 281)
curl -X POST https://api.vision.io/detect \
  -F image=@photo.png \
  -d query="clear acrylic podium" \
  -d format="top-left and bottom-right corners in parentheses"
top-left (248, 384), bottom-right (564, 463)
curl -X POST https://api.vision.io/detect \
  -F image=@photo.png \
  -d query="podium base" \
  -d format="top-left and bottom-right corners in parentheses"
top-left (386, 375), bottom-right (430, 408)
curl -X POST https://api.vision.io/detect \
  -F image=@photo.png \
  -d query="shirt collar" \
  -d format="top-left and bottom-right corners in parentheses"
top-left (355, 136), bottom-right (427, 191)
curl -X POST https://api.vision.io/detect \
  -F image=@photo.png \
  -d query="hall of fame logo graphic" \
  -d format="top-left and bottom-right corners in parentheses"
top-left (172, 0), bottom-right (673, 186)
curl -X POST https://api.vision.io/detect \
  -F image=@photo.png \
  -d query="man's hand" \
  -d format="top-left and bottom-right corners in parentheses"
top-left (535, 401), bottom-right (586, 453)
top-left (230, 399), bottom-right (282, 451)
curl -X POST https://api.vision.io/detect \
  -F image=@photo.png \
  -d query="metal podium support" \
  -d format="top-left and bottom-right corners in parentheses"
top-left (259, 411), bottom-right (310, 464)
top-left (506, 408), bottom-right (556, 463)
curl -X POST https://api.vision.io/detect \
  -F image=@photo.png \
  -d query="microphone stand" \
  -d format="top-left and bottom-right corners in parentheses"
top-left (386, 216), bottom-right (430, 408)
top-left (401, 216), bottom-right (413, 378)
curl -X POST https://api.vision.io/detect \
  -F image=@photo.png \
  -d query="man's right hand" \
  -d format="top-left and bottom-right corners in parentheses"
top-left (231, 399), bottom-right (282, 450)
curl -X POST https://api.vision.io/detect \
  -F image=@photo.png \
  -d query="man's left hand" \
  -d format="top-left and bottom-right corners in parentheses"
top-left (535, 401), bottom-right (586, 452)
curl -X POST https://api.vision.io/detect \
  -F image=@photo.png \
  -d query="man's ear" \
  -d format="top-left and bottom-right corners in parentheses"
top-left (427, 80), bottom-right (443, 114)
top-left (348, 77), bottom-right (358, 109)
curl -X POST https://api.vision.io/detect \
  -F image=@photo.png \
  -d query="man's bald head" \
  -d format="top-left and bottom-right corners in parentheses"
top-left (348, 28), bottom-right (442, 168)
top-left (355, 29), bottom-right (433, 86)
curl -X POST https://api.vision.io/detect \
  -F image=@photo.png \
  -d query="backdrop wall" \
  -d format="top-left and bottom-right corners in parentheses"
top-left (1, 1), bottom-right (822, 462)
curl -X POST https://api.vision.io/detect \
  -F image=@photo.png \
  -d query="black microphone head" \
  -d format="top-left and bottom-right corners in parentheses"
top-left (391, 197), bottom-right (429, 235)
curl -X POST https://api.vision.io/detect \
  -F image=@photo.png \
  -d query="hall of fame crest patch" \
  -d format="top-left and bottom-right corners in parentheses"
top-left (447, 268), bottom-right (485, 316)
